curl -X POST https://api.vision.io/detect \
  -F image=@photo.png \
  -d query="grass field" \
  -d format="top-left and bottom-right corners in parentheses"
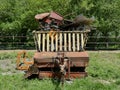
top-left (0, 50), bottom-right (120, 90)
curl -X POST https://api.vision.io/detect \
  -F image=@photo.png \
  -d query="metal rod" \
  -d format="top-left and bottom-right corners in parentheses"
top-left (68, 59), bottom-right (70, 79)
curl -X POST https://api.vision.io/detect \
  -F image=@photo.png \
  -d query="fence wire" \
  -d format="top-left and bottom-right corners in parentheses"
top-left (0, 36), bottom-right (120, 50)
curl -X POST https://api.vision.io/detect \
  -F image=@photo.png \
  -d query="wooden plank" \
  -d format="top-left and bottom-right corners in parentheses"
top-left (68, 33), bottom-right (71, 51)
top-left (34, 30), bottom-right (90, 33)
top-left (64, 33), bottom-right (67, 51)
top-left (60, 33), bottom-right (62, 51)
top-left (77, 33), bottom-right (80, 51)
top-left (38, 34), bottom-right (41, 51)
top-left (81, 33), bottom-right (84, 50)
top-left (51, 35), bottom-right (54, 51)
top-left (55, 34), bottom-right (58, 51)
top-left (72, 33), bottom-right (75, 51)
top-left (42, 34), bottom-right (45, 51)
top-left (47, 33), bottom-right (49, 51)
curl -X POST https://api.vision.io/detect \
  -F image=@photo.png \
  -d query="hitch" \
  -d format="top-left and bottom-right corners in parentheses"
top-left (53, 52), bottom-right (71, 85)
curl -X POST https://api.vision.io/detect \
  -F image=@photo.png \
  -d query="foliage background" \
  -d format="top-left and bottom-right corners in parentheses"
top-left (0, 0), bottom-right (120, 49)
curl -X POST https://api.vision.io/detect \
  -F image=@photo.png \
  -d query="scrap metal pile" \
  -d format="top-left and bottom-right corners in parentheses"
top-left (35, 11), bottom-right (94, 31)
top-left (17, 11), bottom-right (93, 86)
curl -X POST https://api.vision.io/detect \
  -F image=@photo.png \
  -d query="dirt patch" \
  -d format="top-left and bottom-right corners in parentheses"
top-left (0, 59), bottom-right (24, 75)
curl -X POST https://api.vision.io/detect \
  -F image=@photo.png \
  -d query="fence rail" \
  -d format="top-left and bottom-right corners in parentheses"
top-left (0, 36), bottom-right (120, 50)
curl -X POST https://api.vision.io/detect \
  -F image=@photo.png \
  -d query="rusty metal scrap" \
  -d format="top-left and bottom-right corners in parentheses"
top-left (24, 52), bottom-right (89, 79)
top-left (17, 11), bottom-right (91, 84)
top-left (35, 11), bottom-right (94, 31)
top-left (16, 51), bottom-right (34, 70)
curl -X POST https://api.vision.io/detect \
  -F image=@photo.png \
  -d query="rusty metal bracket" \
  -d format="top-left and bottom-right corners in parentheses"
top-left (52, 52), bottom-right (71, 86)
top-left (16, 51), bottom-right (34, 70)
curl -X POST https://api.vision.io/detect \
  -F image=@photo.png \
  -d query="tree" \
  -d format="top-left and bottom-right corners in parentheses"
top-left (0, 0), bottom-right (120, 49)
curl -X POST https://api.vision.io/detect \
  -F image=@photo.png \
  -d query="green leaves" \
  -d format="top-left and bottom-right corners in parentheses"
top-left (0, 21), bottom-right (21, 34)
top-left (0, 0), bottom-right (120, 47)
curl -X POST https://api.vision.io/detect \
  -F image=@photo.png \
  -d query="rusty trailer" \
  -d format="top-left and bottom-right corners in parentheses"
top-left (23, 30), bottom-right (90, 79)
top-left (16, 11), bottom-right (92, 80)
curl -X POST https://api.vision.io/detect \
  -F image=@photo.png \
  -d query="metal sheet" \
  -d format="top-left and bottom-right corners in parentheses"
top-left (38, 71), bottom-right (87, 78)
top-left (34, 52), bottom-right (89, 67)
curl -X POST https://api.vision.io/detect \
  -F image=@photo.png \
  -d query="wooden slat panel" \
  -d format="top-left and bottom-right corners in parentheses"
top-left (55, 34), bottom-right (58, 51)
top-left (72, 33), bottom-right (75, 51)
top-left (60, 33), bottom-right (62, 51)
top-left (35, 31), bottom-right (88, 52)
top-left (42, 34), bottom-right (45, 51)
top-left (64, 33), bottom-right (67, 51)
top-left (77, 33), bottom-right (80, 51)
top-left (68, 33), bottom-right (71, 51)
top-left (47, 33), bottom-right (49, 51)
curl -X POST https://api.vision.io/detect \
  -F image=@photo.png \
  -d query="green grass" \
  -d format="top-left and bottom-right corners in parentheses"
top-left (0, 51), bottom-right (17, 60)
top-left (0, 74), bottom-right (119, 90)
top-left (87, 52), bottom-right (120, 79)
top-left (0, 51), bottom-right (120, 90)
top-left (0, 50), bottom-right (34, 60)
